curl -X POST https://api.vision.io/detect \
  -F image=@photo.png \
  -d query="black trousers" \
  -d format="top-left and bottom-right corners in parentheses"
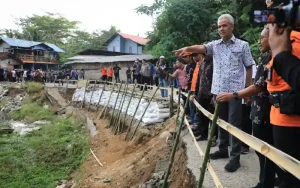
top-left (196, 97), bottom-right (218, 139)
top-left (252, 121), bottom-right (275, 188)
top-left (242, 104), bottom-right (252, 148)
top-left (273, 125), bottom-right (300, 188)
top-left (141, 76), bottom-right (150, 91)
top-left (102, 75), bottom-right (107, 81)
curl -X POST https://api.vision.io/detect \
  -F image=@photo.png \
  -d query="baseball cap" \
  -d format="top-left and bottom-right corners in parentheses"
top-left (266, 0), bottom-right (290, 8)
top-left (160, 56), bottom-right (165, 59)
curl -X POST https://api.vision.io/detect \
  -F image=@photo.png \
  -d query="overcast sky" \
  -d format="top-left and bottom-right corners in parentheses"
top-left (0, 0), bottom-right (155, 38)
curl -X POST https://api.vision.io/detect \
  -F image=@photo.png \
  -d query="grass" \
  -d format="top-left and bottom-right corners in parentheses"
top-left (10, 103), bottom-right (57, 123)
top-left (26, 82), bottom-right (44, 94)
top-left (1, 102), bottom-right (89, 188)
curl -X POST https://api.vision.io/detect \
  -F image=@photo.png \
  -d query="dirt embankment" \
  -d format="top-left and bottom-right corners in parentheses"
top-left (71, 111), bottom-right (195, 188)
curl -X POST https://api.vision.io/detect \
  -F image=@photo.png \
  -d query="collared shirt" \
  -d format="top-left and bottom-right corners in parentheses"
top-left (251, 53), bottom-right (272, 124)
top-left (204, 35), bottom-right (254, 95)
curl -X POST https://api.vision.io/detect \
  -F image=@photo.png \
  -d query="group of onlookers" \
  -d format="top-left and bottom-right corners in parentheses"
top-left (0, 68), bottom-right (85, 85)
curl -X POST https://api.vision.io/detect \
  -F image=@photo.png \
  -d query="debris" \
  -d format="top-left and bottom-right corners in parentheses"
top-left (90, 148), bottom-right (104, 167)
top-left (159, 131), bottom-right (172, 140)
top-left (103, 178), bottom-right (112, 183)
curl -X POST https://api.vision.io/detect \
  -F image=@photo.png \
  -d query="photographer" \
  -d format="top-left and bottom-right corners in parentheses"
top-left (266, 23), bottom-right (300, 188)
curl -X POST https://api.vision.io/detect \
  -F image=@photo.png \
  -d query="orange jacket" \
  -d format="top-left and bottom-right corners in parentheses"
top-left (266, 31), bottom-right (300, 126)
top-left (190, 60), bottom-right (203, 93)
top-left (101, 68), bottom-right (107, 76)
top-left (107, 68), bottom-right (113, 77)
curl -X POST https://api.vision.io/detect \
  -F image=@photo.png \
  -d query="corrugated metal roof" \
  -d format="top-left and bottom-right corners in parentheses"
top-left (0, 36), bottom-right (64, 53)
top-left (0, 36), bottom-right (41, 48)
top-left (46, 43), bottom-right (65, 53)
top-left (67, 55), bottom-right (107, 60)
top-left (65, 54), bottom-right (155, 65)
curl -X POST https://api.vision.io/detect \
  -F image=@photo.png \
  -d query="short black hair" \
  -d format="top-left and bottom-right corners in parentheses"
top-left (177, 58), bottom-right (187, 64)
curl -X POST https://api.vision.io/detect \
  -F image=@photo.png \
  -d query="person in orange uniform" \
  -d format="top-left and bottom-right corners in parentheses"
top-left (101, 66), bottom-right (107, 81)
top-left (107, 67), bottom-right (114, 83)
top-left (265, 26), bottom-right (300, 188)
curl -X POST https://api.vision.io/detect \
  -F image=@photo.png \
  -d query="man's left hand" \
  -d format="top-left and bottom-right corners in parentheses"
top-left (216, 93), bottom-right (233, 102)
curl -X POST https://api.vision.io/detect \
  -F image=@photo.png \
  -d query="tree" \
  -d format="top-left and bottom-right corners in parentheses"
top-left (1, 13), bottom-right (119, 64)
top-left (137, 0), bottom-right (262, 61)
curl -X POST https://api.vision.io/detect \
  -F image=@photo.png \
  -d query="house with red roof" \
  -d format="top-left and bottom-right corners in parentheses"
top-left (104, 32), bottom-right (149, 55)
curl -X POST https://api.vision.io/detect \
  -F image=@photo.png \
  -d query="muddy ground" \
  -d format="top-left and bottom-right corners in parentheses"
top-left (70, 110), bottom-right (195, 188)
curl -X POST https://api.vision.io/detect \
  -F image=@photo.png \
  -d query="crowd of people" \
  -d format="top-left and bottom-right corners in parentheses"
top-left (0, 68), bottom-right (85, 84)
top-left (170, 13), bottom-right (300, 188)
top-left (98, 13), bottom-right (300, 188)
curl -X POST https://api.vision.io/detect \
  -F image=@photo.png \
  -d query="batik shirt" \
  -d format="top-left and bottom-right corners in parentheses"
top-left (250, 53), bottom-right (272, 124)
top-left (204, 35), bottom-right (254, 95)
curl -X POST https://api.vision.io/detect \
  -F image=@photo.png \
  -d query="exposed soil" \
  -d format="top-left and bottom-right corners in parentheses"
top-left (71, 111), bottom-right (195, 188)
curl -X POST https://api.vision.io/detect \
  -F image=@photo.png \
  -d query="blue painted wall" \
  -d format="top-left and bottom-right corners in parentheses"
top-left (107, 35), bottom-right (144, 54)
top-left (107, 35), bottom-right (121, 52)
top-left (124, 39), bottom-right (138, 54)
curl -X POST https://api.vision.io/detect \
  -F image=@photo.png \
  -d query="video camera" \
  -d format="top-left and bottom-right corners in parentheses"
top-left (251, 0), bottom-right (300, 30)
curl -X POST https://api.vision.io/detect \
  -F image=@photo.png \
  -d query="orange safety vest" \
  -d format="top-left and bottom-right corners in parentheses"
top-left (101, 68), bottom-right (107, 76)
top-left (191, 59), bottom-right (204, 92)
top-left (107, 69), bottom-right (113, 77)
top-left (266, 31), bottom-right (300, 127)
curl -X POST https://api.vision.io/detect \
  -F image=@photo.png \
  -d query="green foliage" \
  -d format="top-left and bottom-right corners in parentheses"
top-left (137, 0), bottom-right (263, 61)
top-left (10, 103), bottom-right (56, 123)
top-left (2, 103), bottom-right (89, 188)
top-left (25, 82), bottom-right (44, 94)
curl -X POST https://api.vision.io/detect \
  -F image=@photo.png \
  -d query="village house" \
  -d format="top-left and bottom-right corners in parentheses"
top-left (105, 32), bottom-right (149, 54)
top-left (0, 36), bottom-right (64, 70)
top-left (65, 33), bottom-right (155, 81)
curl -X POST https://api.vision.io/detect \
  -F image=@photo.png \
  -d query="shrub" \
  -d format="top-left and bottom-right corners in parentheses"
top-left (26, 82), bottom-right (44, 94)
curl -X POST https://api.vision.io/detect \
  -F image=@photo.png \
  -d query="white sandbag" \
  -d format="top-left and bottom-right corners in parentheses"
top-left (158, 112), bottom-right (170, 119)
top-left (158, 108), bottom-right (170, 113)
top-left (142, 117), bottom-right (164, 124)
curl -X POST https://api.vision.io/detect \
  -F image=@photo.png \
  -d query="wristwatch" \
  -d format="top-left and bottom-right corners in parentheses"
top-left (232, 92), bottom-right (239, 100)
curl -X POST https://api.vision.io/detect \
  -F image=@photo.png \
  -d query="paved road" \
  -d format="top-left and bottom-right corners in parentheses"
top-left (182, 130), bottom-right (261, 188)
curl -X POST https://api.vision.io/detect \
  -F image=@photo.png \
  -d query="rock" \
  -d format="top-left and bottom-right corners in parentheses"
top-left (103, 178), bottom-right (112, 183)
top-left (43, 105), bottom-right (49, 109)
top-left (0, 112), bottom-right (10, 121)
top-left (159, 131), bottom-right (171, 140)
top-left (32, 120), bottom-right (51, 126)
top-left (152, 171), bottom-right (165, 180)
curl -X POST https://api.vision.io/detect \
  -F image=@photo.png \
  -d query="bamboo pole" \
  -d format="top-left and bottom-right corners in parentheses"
top-left (198, 102), bottom-right (220, 188)
top-left (90, 148), bottom-right (104, 167)
top-left (108, 82), bottom-right (123, 128)
top-left (87, 82), bottom-right (97, 111)
top-left (114, 83), bottom-right (130, 135)
top-left (96, 81), bottom-right (106, 111)
top-left (162, 91), bottom-right (191, 188)
top-left (98, 82), bottom-right (116, 119)
top-left (125, 84), bottom-right (147, 141)
top-left (129, 87), bottom-right (159, 141)
top-left (170, 85), bottom-right (174, 118)
top-left (121, 83), bottom-right (137, 134)
top-left (81, 80), bottom-right (89, 109)
top-left (112, 83), bottom-right (128, 134)
top-left (172, 88), bottom-right (182, 141)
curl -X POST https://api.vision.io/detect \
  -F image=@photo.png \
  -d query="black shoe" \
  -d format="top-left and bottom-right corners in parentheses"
top-left (193, 131), bottom-right (201, 137)
top-left (275, 177), bottom-right (281, 187)
top-left (252, 183), bottom-right (262, 188)
top-left (196, 135), bottom-right (207, 141)
top-left (224, 161), bottom-right (241, 172)
top-left (209, 151), bottom-right (229, 160)
top-left (241, 147), bottom-right (249, 155)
